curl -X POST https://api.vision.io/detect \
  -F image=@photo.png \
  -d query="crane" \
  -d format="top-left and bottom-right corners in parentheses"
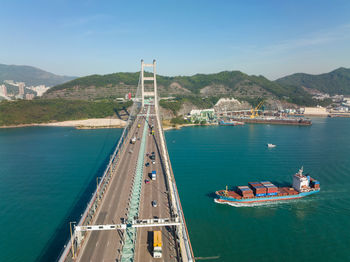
top-left (250, 100), bottom-right (264, 118)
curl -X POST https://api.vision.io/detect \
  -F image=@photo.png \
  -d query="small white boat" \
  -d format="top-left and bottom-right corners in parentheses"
top-left (267, 143), bottom-right (276, 148)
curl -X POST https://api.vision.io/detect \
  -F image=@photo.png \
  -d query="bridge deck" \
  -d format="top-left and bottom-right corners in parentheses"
top-left (134, 106), bottom-right (178, 261)
top-left (75, 105), bottom-right (179, 261)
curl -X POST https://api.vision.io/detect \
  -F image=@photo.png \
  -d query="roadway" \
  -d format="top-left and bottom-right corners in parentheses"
top-left (76, 107), bottom-right (146, 262)
top-left (134, 106), bottom-right (179, 262)
top-left (75, 104), bottom-right (178, 261)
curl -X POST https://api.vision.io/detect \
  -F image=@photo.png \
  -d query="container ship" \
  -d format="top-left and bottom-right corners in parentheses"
top-left (218, 120), bottom-right (244, 126)
top-left (215, 167), bottom-right (320, 205)
top-left (228, 116), bottom-right (312, 126)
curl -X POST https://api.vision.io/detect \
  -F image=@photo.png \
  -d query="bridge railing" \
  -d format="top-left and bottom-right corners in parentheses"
top-left (57, 96), bottom-right (142, 262)
top-left (155, 104), bottom-right (195, 262)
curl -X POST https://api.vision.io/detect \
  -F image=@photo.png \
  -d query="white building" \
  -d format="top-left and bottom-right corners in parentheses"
top-left (303, 106), bottom-right (328, 116)
top-left (27, 85), bottom-right (50, 96)
top-left (0, 84), bottom-right (7, 96)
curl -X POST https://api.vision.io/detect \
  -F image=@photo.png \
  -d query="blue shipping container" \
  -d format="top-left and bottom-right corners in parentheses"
top-left (255, 193), bottom-right (266, 197)
top-left (267, 192), bottom-right (278, 196)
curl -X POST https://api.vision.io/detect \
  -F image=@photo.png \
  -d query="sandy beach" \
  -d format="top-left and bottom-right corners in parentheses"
top-left (0, 118), bottom-right (127, 129)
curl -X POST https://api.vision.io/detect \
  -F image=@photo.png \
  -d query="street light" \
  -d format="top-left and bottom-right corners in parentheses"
top-left (96, 177), bottom-right (102, 195)
top-left (69, 221), bottom-right (76, 258)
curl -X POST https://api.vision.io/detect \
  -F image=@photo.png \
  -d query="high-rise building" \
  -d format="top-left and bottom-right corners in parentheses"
top-left (0, 85), bottom-right (7, 96)
top-left (18, 83), bottom-right (25, 96)
top-left (25, 94), bottom-right (35, 100)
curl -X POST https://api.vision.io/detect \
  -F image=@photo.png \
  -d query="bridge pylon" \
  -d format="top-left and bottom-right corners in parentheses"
top-left (141, 59), bottom-right (158, 110)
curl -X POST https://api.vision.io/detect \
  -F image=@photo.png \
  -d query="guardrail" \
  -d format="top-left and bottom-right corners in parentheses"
top-left (155, 105), bottom-right (195, 262)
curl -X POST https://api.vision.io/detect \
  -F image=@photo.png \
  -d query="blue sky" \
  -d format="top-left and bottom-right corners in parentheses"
top-left (1, 0), bottom-right (350, 79)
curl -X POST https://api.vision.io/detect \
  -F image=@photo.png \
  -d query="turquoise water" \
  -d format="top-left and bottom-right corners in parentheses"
top-left (166, 118), bottom-right (350, 262)
top-left (0, 127), bottom-right (122, 262)
top-left (0, 118), bottom-right (350, 261)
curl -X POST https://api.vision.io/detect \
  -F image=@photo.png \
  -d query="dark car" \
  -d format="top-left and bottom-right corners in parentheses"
top-left (145, 162), bottom-right (150, 167)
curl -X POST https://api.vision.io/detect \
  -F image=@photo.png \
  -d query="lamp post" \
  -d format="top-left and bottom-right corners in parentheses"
top-left (97, 177), bottom-right (101, 192)
top-left (69, 221), bottom-right (76, 258)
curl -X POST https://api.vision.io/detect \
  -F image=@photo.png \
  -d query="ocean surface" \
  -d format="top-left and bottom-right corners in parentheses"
top-left (0, 118), bottom-right (350, 261)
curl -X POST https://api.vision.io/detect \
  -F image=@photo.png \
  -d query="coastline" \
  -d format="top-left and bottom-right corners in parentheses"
top-left (162, 122), bottom-right (217, 131)
top-left (0, 118), bottom-right (127, 129)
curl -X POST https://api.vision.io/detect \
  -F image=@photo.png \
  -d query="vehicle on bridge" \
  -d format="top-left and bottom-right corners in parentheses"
top-left (151, 170), bottom-right (156, 180)
top-left (153, 230), bottom-right (162, 258)
top-left (130, 136), bottom-right (136, 144)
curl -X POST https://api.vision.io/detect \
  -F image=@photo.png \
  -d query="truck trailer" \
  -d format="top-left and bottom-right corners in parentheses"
top-left (153, 230), bottom-right (162, 258)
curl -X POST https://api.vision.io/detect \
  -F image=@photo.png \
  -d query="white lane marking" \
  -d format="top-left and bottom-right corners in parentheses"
top-left (107, 240), bottom-right (110, 247)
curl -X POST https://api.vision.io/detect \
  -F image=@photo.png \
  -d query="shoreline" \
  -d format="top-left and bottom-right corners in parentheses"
top-left (162, 123), bottom-right (217, 131)
top-left (0, 118), bottom-right (127, 129)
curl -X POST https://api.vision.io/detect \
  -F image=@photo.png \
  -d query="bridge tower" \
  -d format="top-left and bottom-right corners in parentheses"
top-left (141, 59), bottom-right (158, 111)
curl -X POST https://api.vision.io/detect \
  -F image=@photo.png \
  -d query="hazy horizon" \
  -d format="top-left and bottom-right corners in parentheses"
top-left (1, 0), bottom-right (350, 80)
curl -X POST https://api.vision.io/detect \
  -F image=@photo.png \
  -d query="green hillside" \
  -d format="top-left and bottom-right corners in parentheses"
top-left (0, 64), bottom-right (76, 87)
top-left (276, 67), bottom-right (350, 95)
top-left (45, 70), bottom-right (319, 106)
top-left (0, 99), bottom-right (131, 126)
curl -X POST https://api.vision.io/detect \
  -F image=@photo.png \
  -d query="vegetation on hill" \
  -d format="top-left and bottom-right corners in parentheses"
top-left (276, 67), bottom-right (350, 95)
top-left (160, 96), bottom-right (220, 115)
top-left (0, 64), bottom-right (76, 87)
top-left (48, 71), bottom-right (250, 95)
top-left (170, 116), bottom-right (190, 125)
top-left (0, 99), bottom-right (131, 126)
top-left (47, 72), bottom-right (140, 93)
top-left (46, 70), bottom-right (333, 106)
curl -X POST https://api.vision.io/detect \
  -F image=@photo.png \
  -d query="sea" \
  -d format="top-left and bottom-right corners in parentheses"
top-left (0, 117), bottom-right (349, 262)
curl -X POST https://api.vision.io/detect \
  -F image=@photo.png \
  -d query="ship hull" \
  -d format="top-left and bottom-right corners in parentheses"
top-left (229, 117), bottom-right (312, 126)
top-left (215, 190), bottom-right (320, 205)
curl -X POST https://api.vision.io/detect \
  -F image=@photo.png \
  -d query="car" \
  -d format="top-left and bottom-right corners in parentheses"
top-left (152, 160), bottom-right (155, 164)
top-left (145, 162), bottom-right (150, 167)
top-left (152, 200), bottom-right (157, 207)
top-left (145, 179), bottom-right (150, 184)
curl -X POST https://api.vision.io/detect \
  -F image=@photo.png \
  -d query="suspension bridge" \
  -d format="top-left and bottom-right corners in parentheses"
top-left (57, 60), bottom-right (195, 262)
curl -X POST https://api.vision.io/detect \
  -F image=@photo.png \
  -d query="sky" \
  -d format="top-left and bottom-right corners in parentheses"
top-left (1, 0), bottom-right (350, 80)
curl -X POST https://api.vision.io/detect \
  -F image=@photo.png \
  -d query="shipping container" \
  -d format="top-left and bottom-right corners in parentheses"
top-left (266, 192), bottom-right (278, 196)
top-left (237, 186), bottom-right (253, 196)
top-left (255, 193), bottom-right (266, 197)
top-left (248, 182), bottom-right (260, 189)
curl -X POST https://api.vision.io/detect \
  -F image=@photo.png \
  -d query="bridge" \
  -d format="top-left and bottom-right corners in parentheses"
top-left (58, 60), bottom-right (195, 262)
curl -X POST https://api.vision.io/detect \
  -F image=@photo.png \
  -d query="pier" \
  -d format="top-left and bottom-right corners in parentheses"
top-left (57, 60), bottom-right (194, 262)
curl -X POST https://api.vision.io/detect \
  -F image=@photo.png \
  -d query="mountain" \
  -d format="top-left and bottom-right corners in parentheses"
top-left (44, 71), bottom-right (318, 106)
top-left (276, 67), bottom-right (350, 95)
top-left (0, 64), bottom-right (77, 87)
